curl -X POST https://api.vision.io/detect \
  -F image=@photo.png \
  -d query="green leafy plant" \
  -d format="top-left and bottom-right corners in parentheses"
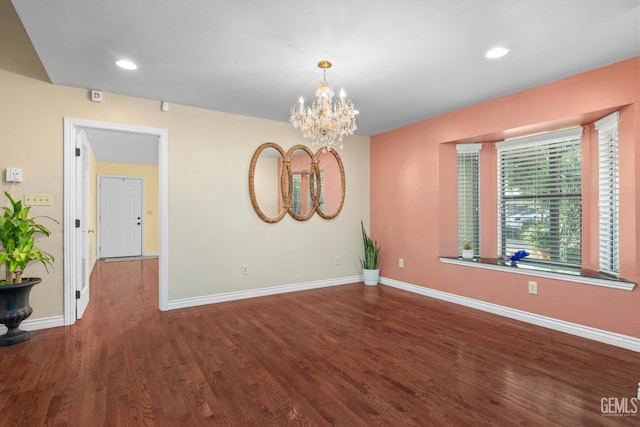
top-left (0, 192), bottom-right (56, 284)
top-left (462, 241), bottom-right (473, 250)
top-left (360, 220), bottom-right (380, 270)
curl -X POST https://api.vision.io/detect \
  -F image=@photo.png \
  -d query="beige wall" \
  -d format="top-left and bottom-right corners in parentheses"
top-left (0, 67), bottom-right (370, 318)
top-left (95, 162), bottom-right (159, 256)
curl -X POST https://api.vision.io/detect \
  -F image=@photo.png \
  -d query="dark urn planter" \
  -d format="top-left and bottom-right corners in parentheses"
top-left (0, 278), bottom-right (41, 346)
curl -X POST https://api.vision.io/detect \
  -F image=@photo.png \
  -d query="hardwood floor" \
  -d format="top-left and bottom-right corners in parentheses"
top-left (1, 259), bottom-right (639, 426)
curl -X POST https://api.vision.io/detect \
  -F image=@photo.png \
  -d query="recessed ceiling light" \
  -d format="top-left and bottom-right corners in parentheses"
top-left (115, 59), bottom-right (138, 70)
top-left (485, 47), bottom-right (511, 59)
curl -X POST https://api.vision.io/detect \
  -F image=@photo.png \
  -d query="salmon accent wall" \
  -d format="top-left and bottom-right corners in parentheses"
top-left (371, 57), bottom-right (640, 338)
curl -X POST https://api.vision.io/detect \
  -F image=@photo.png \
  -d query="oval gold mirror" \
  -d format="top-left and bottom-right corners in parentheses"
top-left (250, 143), bottom-right (347, 222)
top-left (285, 145), bottom-right (316, 221)
top-left (315, 148), bottom-right (345, 220)
top-left (249, 142), bottom-right (287, 223)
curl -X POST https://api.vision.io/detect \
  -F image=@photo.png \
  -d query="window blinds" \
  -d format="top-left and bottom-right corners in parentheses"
top-left (457, 144), bottom-right (481, 257)
top-left (595, 111), bottom-right (620, 276)
top-left (496, 128), bottom-right (583, 265)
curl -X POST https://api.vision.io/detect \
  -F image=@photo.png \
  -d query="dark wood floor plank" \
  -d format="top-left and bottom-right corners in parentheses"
top-left (1, 259), bottom-right (639, 426)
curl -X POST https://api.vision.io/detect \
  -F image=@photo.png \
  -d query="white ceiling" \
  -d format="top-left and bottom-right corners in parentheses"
top-left (11, 0), bottom-right (640, 141)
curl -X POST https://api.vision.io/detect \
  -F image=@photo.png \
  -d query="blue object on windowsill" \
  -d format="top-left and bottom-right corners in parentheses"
top-left (510, 250), bottom-right (529, 266)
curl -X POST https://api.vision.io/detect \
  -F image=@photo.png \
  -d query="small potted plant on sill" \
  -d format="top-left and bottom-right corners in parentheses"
top-left (461, 241), bottom-right (474, 260)
top-left (0, 191), bottom-right (56, 345)
top-left (360, 221), bottom-right (381, 286)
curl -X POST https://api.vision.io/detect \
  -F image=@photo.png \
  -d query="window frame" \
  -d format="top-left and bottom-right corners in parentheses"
top-left (595, 111), bottom-right (620, 276)
top-left (456, 143), bottom-right (482, 258)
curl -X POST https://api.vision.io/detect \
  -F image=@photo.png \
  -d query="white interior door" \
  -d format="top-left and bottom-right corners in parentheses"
top-left (99, 177), bottom-right (143, 258)
top-left (76, 137), bottom-right (90, 319)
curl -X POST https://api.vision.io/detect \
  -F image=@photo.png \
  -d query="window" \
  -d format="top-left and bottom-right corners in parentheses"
top-left (457, 144), bottom-right (481, 257)
top-left (497, 128), bottom-right (583, 266)
top-left (595, 112), bottom-right (620, 276)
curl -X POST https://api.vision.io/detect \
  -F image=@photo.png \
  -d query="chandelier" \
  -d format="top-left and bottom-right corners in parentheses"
top-left (289, 60), bottom-right (357, 150)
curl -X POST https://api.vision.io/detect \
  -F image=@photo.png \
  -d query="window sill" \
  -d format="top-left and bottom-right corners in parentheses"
top-left (439, 257), bottom-right (636, 291)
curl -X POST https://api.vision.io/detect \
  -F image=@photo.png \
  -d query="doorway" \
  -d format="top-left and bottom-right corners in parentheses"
top-left (63, 118), bottom-right (169, 326)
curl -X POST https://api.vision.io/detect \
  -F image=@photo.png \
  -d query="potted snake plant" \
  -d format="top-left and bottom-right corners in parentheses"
top-left (360, 220), bottom-right (381, 286)
top-left (0, 191), bottom-right (56, 345)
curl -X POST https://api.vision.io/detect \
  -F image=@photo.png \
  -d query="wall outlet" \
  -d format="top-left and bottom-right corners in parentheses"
top-left (335, 256), bottom-right (341, 266)
top-left (528, 281), bottom-right (538, 295)
top-left (399, 258), bottom-right (404, 268)
top-left (242, 264), bottom-right (249, 275)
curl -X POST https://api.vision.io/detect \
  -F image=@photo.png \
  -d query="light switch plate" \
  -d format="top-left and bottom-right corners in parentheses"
top-left (24, 193), bottom-right (52, 206)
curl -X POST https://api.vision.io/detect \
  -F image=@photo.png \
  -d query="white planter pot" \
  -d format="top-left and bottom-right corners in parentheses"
top-left (363, 268), bottom-right (380, 286)
top-left (462, 249), bottom-right (474, 260)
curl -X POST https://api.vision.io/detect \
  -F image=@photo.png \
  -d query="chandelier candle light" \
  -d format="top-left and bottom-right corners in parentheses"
top-left (290, 60), bottom-right (358, 150)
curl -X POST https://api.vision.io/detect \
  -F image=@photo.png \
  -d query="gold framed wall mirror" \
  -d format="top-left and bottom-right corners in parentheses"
top-left (248, 142), bottom-right (287, 223)
top-left (248, 142), bottom-right (346, 223)
top-left (314, 147), bottom-right (345, 220)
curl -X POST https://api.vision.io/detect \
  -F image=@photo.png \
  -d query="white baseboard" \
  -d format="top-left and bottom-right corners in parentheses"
top-left (0, 315), bottom-right (65, 334)
top-left (380, 277), bottom-right (640, 352)
top-left (167, 275), bottom-right (363, 311)
top-left (143, 251), bottom-right (159, 257)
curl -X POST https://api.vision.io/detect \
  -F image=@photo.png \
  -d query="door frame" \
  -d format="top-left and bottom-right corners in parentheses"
top-left (97, 175), bottom-right (145, 259)
top-left (63, 117), bottom-right (169, 325)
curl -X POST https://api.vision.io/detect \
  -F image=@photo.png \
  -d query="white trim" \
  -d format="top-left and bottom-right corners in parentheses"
top-left (143, 251), bottom-right (160, 257)
top-left (0, 315), bottom-right (65, 334)
top-left (439, 257), bottom-right (635, 291)
top-left (496, 126), bottom-right (583, 151)
top-left (63, 118), bottom-right (77, 325)
top-left (158, 127), bottom-right (169, 312)
top-left (456, 143), bottom-right (482, 153)
top-left (380, 277), bottom-right (640, 352)
top-left (167, 276), bottom-right (362, 310)
top-left (64, 117), bottom-right (169, 326)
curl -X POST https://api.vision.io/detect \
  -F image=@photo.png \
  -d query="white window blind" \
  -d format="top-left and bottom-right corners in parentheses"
top-left (457, 143), bottom-right (481, 257)
top-left (595, 111), bottom-right (620, 276)
top-left (496, 128), bottom-right (583, 265)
